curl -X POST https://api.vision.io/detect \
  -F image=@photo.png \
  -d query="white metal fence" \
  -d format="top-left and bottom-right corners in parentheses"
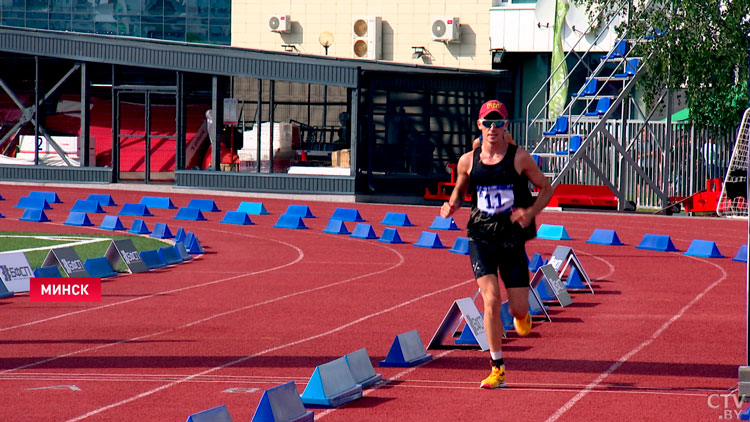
top-left (510, 118), bottom-right (737, 209)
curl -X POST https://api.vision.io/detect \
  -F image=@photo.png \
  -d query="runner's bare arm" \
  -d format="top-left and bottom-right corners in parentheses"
top-left (511, 149), bottom-right (552, 227)
top-left (441, 152), bottom-right (472, 218)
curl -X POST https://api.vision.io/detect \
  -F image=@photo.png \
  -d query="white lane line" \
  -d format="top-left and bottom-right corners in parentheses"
top-left (0, 235), bottom-right (305, 333)
top-left (63, 278), bottom-right (473, 422)
top-left (544, 254), bottom-right (728, 422)
top-left (2, 228), bottom-right (404, 375)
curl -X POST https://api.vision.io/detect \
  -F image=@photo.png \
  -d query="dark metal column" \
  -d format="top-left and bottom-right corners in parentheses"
top-left (350, 85), bottom-right (358, 175)
top-left (111, 65), bottom-right (119, 182)
top-left (256, 79), bottom-right (263, 173)
top-left (80, 62), bottom-right (91, 167)
top-left (211, 75), bottom-right (225, 171)
top-left (144, 91), bottom-right (151, 183)
top-left (269, 80), bottom-right (275, 171)
top-left (175, 71), bottom-right (185, 170)
top-left (34, 56), bottom-right (39, 166)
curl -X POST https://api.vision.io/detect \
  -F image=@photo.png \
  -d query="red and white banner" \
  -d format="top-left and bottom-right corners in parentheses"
top-left (30, 278), bottom-right (101, 302)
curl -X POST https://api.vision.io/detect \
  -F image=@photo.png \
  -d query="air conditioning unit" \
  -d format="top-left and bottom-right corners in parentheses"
top-left (268, 15), bottom-right (291, 33)
top-left (352, 16), bottom-right (382, 60)
top-left (431, 17), bottom-right (460, 42)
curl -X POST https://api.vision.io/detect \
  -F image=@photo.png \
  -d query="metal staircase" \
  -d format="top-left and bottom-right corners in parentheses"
top-left (524, 1), bottom-right (673, 210)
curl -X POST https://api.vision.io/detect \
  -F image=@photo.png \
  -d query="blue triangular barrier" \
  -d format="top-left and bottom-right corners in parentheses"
top-left (158, 245), bottom-right (183, 265)
top-left (0, 193), bottom-right (4, 200)
top-left (565, 266), bottom-right (588, 289)
top-left (185, 233), bottom-right (205, 254)
top-left (150, 222), bottom-right (174, 239)
top-left (636, 234), bottom-right (679, 252)
top-left (300, 357), bottom-right (363, 408)
top-left (0, 211), bottom-right (4, 218)
top-left (428, 216), bottom-right (459, 230)
top-left (99, 215), bottom-right (126, 230)
top-left (175, 207), bottom-right (207, 221)
top-left (220, 211), bottom-right (254, 225)
top-left (139, 250), bottom-right (167, 269)
top-left (379, 330), bottom-right (432, 367)
top-left (344, 348), bottom-right (382, 388)
top-left (87, 193), bottom-right (116, 206)
top-left (322, 219), bottom-right (350, 235)
top-left (535, 278), bottom-right (556, 301)
top-left (71, 199), bottom-right (105, 213)
top-left (187, 199), bottom-right (220, 212)
top-left (64, 212), bottom-right (94, 227)
top-left (379, 227), bottom-right (404, 244)
top-left (129, 219), bottom-right (151, 234)
top-left (331, 208), bottom-right (365, 222)
top-left (186, 404), bottom-right (233, 422)
top-left (251, 381), bottom-right (313, 422)
top-left (537, 224), bottom-right (572, 240)
top-left (528, 253), bottom-right (545, 272)
top-left (380, 212), bottom-right (413, 226)
top-left (84, 257), bottom-right (117, 278)
top-left (29, 191), bottom-right (62, 204)
top-left (586, 228), bottom-right (624, 245)
top-left (175, 242), bottom-right (193, 261)
top-left (20, 208), bottom-right (50, 222)
top-left (734, 245), bottom-right (748, 263)
top-left (175, 227), bottom-right (186, 243)
top-left (285, 204), bottom-right (315, 218)
top-left (33, 265), bottom-right (62, 278)
top-left (237, 201), bottom-right (269, 215)
top-left (139, 196), bottom-right (176, 209)
top-left (454, 320), bottom-right (482, 345)
top-left (118, 203), bottom-right (153, 217)
top-left (350, 223), bottom-right (378, 239)
top-left (528, 289), bottom-right (549, 316)
top-left (449, 237), bottom-right (469, 254)
top-left (500, 301), bottom-right (515, 331)
top-left (0, 280), bottom-right (13, 298)
top-left (414, 231), bottom-right (445, 249)
top-left (740, 405), bottom-right (750, 421)
top-left (274, 214), bottom-right (308, 229)
top-left (684, 239), bottom-right (724, 258)
top-left (15, 196), bottom-right (52, 210)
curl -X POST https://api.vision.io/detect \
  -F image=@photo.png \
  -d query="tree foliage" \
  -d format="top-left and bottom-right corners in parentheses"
top-left (585, 0), bottom-right (750, 129)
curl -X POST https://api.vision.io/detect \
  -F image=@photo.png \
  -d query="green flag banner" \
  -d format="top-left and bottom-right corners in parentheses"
top-left (548, 0), bottom-right (570, 119)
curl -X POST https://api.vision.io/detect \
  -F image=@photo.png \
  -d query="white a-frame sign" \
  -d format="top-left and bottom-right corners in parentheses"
top-left (531, 264), bottom-right (573, 307)
top-left (428, 297), bottom-right (489, 351)
top-left (548, 245), bottom-right (594, 293)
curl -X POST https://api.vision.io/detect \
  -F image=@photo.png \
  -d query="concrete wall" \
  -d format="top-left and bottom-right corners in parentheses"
top-left (231, 0), bottom-right (493, 70)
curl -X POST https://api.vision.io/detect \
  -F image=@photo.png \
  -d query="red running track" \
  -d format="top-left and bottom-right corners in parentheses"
top-left (0, 183), bottom-right (747, 421)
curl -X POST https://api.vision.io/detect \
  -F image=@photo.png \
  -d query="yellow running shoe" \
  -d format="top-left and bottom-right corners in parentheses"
top-left (480, 365), bottom-right (506, 389)
top-left (514, 312), bottom-right (532, 336)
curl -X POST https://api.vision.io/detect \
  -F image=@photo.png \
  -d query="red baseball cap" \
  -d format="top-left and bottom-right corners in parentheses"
top-left (478, 100), bottom-right (508, 119)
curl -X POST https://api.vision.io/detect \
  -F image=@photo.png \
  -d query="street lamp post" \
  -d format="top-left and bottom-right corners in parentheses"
top-left (319, 32), bottom-right (333, 131)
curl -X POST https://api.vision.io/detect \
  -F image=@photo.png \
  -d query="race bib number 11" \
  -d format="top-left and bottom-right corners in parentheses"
top-left (477, 184), bottom-right (514, 215)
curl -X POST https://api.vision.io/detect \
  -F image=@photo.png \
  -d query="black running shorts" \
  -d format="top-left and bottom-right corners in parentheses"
top-left (468, 239), bottom-right (530, 288)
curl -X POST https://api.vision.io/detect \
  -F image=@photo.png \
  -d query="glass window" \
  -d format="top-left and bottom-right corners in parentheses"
top-left (186, 0), bottom-right (207, 17)
top-left (209, 0), bottom-right (228, 18)
top-left (50, 20), bottom-right (72, 31)
top-left (51, 0), bottom-right (72, 12)
top-left (116, 22), bottom-right (140, 36)
top-left (186, 24), bottom-right (207, 43)
top-left (163, 17), bottom-right (185, 41)
top-left (71, 18), bottom-right (95, 32)
top-left (26, 19), bottom-right (49, 29)
top-left (142, 0), bottom-right (162, 15)
top-left (0, 0), bottom-right (228, 45)
top-left (27, 0), bottom-right (50, 12)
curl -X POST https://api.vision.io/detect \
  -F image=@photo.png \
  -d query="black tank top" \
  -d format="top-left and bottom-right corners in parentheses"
top-left (466, 144), bottom-right (537, 245)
